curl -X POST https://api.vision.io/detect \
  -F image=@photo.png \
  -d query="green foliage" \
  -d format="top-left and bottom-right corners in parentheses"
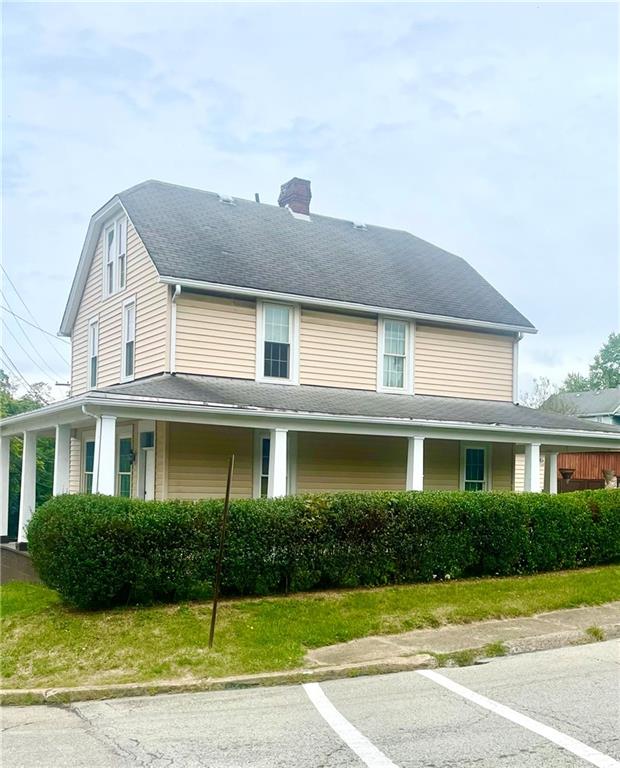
top-left (0, 370), bottom-right (54, 538)
top-left (27, 489), bottom-right (620, 610)
top-left (562, 332), bottom-right (620, 392)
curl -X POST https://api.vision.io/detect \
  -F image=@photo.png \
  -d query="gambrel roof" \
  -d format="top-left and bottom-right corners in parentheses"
top-left (61, 179), bottom-right (535, 335)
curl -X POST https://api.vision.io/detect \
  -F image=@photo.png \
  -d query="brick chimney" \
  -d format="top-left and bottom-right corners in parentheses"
top-left (278, 177), bottom-right (312, 215)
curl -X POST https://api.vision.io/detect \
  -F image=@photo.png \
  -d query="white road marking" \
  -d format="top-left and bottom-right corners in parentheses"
top-left (302, 682), bottom-right (399, 768)
top-left (418, 669), bottom-right (619, 768)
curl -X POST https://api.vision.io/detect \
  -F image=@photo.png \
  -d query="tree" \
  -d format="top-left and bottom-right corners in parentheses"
top-left (0, 370), bottom-right (54, 539)
top-left (520, 376), bottom-right (557, 408)
top-left (562, 333), bottom-right (620, 392)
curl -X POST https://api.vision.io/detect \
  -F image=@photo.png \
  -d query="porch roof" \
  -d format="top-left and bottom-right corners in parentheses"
top-left (97, 374), bottom-right (620, 436)
top-left (2, 375), bottom-right (620, 447)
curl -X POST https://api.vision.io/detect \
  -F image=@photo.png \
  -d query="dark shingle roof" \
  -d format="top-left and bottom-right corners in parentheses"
top-left (544, 388), bottom-right (620, 417)
top-left (117, 180), bottom-right (534, 330)
top-left (98, 374), bottom-right (620, 435)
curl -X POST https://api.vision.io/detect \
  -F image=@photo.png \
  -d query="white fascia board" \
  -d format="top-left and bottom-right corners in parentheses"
top-left (59, 197), bottom-right (132, 337)
top-left (0, 398), bottom-right (93, 436)
top-left (158, 275), bottom-right (537, 335)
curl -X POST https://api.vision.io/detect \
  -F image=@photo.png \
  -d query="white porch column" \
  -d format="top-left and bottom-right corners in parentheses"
top-left (17, 431), bottom-right (37, 548)
top-left (53, 424), bottom-right (72, 496)
top-left (267, 428), bottom-right (288, 498)
top-left (0, 435), bottom-right (10, 542)
top-left (406, 436), bottom-right (425, 491)
top-left (543, 452), bottom-right (558, 495)
top-left (94, 415), bottom-right (117, 495)
top-left (524, 442), bottom-right (541, 492)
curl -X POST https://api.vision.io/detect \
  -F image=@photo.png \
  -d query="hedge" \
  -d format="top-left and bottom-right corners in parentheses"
top-left (27, 489), bottom-right (620, 609)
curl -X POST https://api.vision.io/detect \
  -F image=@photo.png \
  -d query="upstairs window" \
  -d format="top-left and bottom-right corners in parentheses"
top-left (379, 318), bottom-right (410, 391)
top-left (264, 304), bottom-right (290, 378)
top-left (88, 318), bottom-right (98, 389)
top-left (103, 216), bottom-right (128, 297)
top-left (258, 302), bottom-right (298, 383)
top-left (122, 298), bottom-right (136, 381)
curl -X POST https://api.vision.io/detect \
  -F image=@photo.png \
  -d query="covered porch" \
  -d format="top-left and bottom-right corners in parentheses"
top-left (4, 373), bottom-right (619, 547)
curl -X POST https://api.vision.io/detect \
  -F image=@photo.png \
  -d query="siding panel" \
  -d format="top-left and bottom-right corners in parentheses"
top-left (296, 433), bottom-right (406, 492)
top-left (175, 294), bottom-right (256, 378)
top-left (424, 439), bottom-right (460, 490)
top-left (415, 324), bottom-right (514, 401)
top-left (70, 220), bottom-right (168, 395)
top-left (167, 423), bottom-right (253, 499)
top-left (299, 310), bottom-right (377, 389)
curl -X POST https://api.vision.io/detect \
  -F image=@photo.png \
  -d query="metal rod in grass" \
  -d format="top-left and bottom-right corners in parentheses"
top-left (209, 453), bottom-right (234, 649)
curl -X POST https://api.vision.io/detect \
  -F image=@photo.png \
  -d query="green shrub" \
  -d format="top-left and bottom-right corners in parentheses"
top-left (27, 489), bottom-right (620, 609)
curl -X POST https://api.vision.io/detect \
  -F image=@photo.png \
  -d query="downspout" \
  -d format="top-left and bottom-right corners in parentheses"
top-left (513, 332), bottom-right (523, 404)
top-left (170, 284), bottom-right (181, 374)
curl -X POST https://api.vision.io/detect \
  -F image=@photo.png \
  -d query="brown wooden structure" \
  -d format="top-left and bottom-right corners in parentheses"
top-left (557, 452), bottom-right (620, 492)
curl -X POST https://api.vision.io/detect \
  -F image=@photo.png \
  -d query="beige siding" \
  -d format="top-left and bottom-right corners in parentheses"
top-left (299, 310), bottom-right (377, 389)
top-left (424, 439), bottom-right (461, 490)
top-left (492, 443), bottom-right (514, 491)
top-left (175, 294), bottom-right (256, 378)
top-left (69, 434), bottom-right (82, 494)
top-left (415, 324), bottom-right (514, 401)
top-left (167, 423), bottom-right (253, 499)
top-left (155, 421), bottom-right (168, 500)
top-left (296, 433), bottom-right (406, 493)
top-left (70, 219), bottom-right (169, 395)
top-left (514, 453), bottom-right (546, 492)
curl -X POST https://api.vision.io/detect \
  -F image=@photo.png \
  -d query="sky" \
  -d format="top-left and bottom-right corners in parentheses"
top-left (2, 1), bottom-right (618, 401)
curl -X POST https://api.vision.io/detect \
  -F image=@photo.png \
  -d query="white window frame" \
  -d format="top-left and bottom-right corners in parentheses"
top-left (460, 443), bottom-right (492, 491)
top-left (116, 425), bottom-right (134, 498)
top-left (81, 430), bottom-right (96, 494)
top-left (377, 316), bottom-right (414, 394)
top-left (256, 300), bottom-right (300, 385)
top-left (121, 296), bottom-right (136, 382)
top-left (87, 317), bottom-right (99, 389)
top-left (252, 429), bottom-right (297, 498)
top-left (102, 215), bottom-right (128, 298)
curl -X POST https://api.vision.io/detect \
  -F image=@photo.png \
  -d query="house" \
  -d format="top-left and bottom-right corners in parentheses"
top-left (542, 388), bottom-right (620, 489)
top-left (2, 178), bottom-right (619, 548)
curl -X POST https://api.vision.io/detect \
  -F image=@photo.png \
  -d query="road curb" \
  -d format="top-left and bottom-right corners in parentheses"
top-left (0, 654), bottom-right (436, 706)
top-left (2, 623), bottom-right (618, 707)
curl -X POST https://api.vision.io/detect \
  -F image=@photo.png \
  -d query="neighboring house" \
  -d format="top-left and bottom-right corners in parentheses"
top-left (543, 388), bottom-right (620, 489)
top-left (2, 178), bottom-right (620, 548)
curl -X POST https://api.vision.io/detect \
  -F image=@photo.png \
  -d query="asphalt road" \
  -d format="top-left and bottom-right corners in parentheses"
top-left (2, 640), bottom-right (619, 768)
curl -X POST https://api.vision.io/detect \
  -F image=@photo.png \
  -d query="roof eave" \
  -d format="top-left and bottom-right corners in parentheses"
top-left (59, 196), bottom-right (129, 337)
top-left (158, 275), bottom-right (537, 335)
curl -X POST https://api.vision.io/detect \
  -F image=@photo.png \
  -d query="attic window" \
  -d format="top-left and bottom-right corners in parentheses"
top-left (218, 194), bottom-right (235, 205)
top-left (103, 215), bottom-right (128, 297)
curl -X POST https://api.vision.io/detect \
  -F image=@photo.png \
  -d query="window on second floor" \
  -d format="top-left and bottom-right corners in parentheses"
top-left (103, 216), bottom-right (127, 297)
top-left (257, 302), bottom-right (298, 384)
top-left (379, 318), bottom-right (411, 392)
top-left (88, 318), bottom-right (98, 389)
top-left (122, 298), bottom-right (136, 381)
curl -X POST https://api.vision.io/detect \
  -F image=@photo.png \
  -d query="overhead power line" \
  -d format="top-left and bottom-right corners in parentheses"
top-left (0, 345), bottom-right (39, 397)
top-left (2, 319), bottom-right (62, 381)
top-left (0, 266), bottom-right (70, 365)
top-left (0, 305), bottom-right (70, 343)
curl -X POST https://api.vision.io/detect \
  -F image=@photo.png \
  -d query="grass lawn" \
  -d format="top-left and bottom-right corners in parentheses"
top-left (2, 565), bottom-right (619, 690)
